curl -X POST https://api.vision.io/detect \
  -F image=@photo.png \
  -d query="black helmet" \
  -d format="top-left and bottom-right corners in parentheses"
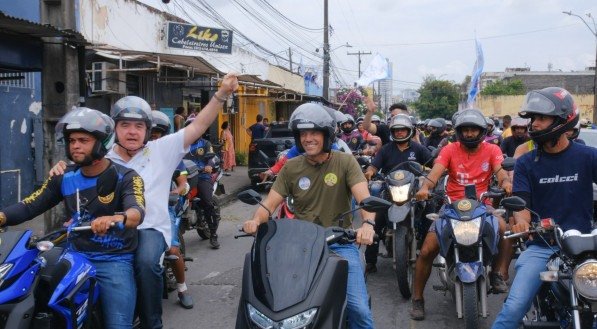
top-left (289, 103), bottom-right (336, 153)
top-left (56, 107), bottom-right (114, 165)
top-left (151, 111), bottom-right (171, 136)
top-left (111, 96), bottom-right (153, 144)
top-left (389, 114), bottom-right (414, 143)
top-left (454, 109), bottom-right (487, 148)
top-left (340, 114), bottom-right (355, 133)
top-left (519, 87), bottom-right (579, 145)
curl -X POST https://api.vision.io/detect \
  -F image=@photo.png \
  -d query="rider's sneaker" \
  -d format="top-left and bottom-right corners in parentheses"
top-left (409, 299), bottom-right (425, 320)
top-left (365, 263), bottom-right (377, 274)
top-left (178, 291), bottom-right (194, 309)
top-left (490, 272), bottom-right (509, 293)
top-left (210, 234), bottom-right (220, 249)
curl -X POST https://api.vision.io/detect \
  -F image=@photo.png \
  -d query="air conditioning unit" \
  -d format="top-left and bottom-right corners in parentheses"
top-left (90, 62), bottom-right (125, 94)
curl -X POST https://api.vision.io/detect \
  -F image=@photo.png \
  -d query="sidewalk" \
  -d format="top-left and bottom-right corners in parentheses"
top-left (215, 166), bottom-right (251, 206)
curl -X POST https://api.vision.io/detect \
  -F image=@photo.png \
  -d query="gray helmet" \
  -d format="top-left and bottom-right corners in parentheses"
top-left (427, 118), bottom-right (445, 137)
top-left (111, 96), bottom-right (153, 144)
top-left (454, 108), bottom-right (487, 148)
top-left (371, 114), bottom-right (381, 123)
top-left (485, 116), bottom-right (495, 134)
top-left (356, 116), bottom-right (365, 124)
top-left (290, 103), bottom-right (336, 153)
top-left (56, 107), bottom-right (115, 165)
top-left (340, 114), bottom-right (355, 133)
top-left (332, 110), bottom-right (347, 127)
top-left (519, 87), bottom-right (579, 145)
top-left (151, 111), bottom-right (171, 136)
top-left (389, 114), bottom-right (414, 143)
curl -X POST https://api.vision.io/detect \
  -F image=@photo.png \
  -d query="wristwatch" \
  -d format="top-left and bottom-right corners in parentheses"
top-left (115, 212), bottom-right (127, 226)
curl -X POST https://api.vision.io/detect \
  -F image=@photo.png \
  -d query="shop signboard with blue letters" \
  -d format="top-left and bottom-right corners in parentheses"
top-left (167, 22), bottom-right (233, 54)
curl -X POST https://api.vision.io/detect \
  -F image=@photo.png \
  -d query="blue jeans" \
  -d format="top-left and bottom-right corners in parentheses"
top-left (135, 229), bottom-right (167, 329)
top-left (168, 206), bottom-right (181, 247)
top-left (92, 259), bottom-right (136, 329)
top-left (492, 244), bottom-right (558, 329)
top-left (329, 243), bottom-right (375, 329)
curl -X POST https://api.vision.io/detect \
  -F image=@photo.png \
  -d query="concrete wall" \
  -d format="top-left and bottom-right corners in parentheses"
top-left (477, 94), bottom-right (595, 121)
top-left (267, 65), bottom-right (304, 94)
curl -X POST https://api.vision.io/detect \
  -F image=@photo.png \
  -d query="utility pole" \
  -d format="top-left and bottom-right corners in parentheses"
top-left (563, 11), bottom-right (597, 123)
top-left (347, 51), bottom-right (372, 78)
top-left (323, 0), bottom-right (330, 100)
top-left (288, 47), bottom-right (293, 72)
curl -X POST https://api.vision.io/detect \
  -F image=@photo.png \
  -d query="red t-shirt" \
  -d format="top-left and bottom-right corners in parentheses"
top-left (435, 141), bottom-right (503, 203)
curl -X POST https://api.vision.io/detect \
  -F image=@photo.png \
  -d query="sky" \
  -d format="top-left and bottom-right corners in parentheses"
top-left (143, 0), bottom-right (597, 93)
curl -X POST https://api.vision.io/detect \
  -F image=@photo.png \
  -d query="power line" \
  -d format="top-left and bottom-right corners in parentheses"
top-left (368, 23), bottom-right (580, 47)
top-left (255, 0), bottom-right (324, 32)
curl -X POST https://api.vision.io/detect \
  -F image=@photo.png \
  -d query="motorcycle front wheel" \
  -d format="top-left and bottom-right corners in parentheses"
top-left (195, 210), bottom-right (212, 240)
top-left (393, 225), bottom-right (413, 299)
top-left (462, 282), bottom-right (479, 329)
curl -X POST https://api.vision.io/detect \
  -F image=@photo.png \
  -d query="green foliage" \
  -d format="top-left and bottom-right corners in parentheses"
top-left (413, 76), bottom-right (460, 120)
top-left (235, 151), bottom-right (247, 166)
top-left (481, 79), bottom-right (526, 95)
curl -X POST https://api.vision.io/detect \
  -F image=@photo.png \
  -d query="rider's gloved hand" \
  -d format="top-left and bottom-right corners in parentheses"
top-left (243, 219), bottom-right (260, 235)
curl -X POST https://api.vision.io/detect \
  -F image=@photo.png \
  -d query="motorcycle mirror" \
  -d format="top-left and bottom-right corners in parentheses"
top-left (500, 196), bottom-right (526, 211)
top-left (237, 189), bottom-right (262, 205)
top-left (96, 165), bottom-right (118, 199)
top-left (501, 157), bottom-right (516, 172)
top-left (36, 240), bottom-right (54, 252)
top-left (360, 196), bottom-right (392, 212)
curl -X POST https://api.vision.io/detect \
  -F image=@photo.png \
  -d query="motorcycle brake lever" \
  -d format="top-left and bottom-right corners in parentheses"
top-left (234, 233), bottom-right (253, 239)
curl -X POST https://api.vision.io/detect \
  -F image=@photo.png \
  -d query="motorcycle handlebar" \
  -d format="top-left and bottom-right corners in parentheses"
top-left (71, 221), bottom-right (125, 232)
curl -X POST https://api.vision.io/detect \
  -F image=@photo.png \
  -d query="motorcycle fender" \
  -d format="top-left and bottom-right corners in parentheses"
top-left (455, 261), bottom-right (484, 283)
top-left (388, 204), bottom-right (409, 224)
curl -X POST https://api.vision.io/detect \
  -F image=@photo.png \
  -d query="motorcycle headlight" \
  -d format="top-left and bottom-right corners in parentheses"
top-left (451, 218), bottom-right (481, 246)
top-left (389, 184), bottom-right (410, 204)
top-left (247, 303), bottom-right (317, 329)
top-left (573, 260), bottom-right (597, 300)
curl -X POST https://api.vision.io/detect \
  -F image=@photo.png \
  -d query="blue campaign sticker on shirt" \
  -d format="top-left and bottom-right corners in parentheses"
top-left (298, 176), bottom-right (311, 190)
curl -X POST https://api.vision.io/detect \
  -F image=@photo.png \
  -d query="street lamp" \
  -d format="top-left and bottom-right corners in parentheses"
top-left (563, 10), bottom-right (597, 123)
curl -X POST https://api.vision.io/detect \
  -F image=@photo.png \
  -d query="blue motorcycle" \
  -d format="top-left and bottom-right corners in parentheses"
top-left (430, 184), bottom-right (504, 329)
top-left (0, 207), bottom-right (128, 329)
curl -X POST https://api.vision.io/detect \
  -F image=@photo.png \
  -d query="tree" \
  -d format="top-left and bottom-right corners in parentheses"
top-left (413, 76), bottom-right (460, 119)
top-left (481, 79), bottom-right (526, 95)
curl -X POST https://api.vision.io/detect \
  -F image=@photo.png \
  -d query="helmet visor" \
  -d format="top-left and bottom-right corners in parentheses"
top-left (520, 92), bottom-right (555, 117)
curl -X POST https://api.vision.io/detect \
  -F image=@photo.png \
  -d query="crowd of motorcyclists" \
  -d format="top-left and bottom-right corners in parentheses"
top-left (1, 76), bottom-right (596, 329)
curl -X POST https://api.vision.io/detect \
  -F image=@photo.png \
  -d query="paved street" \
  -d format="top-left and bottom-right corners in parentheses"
top-left (162, 194), bottom-right (509, 329)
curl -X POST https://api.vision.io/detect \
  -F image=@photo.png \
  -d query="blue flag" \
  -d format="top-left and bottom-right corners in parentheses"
top-left (467, 39), bottom-right (484, 107)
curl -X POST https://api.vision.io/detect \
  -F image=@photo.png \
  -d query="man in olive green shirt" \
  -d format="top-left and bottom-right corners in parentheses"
top-left (243, 103), bottom-right (376, 329)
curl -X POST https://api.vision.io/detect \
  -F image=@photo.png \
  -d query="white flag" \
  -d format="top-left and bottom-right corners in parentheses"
top-left (356, 53), bottom-right (389, 86)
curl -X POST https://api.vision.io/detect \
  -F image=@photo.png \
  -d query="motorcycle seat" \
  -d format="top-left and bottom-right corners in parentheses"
top-left (38, 247), bottom-right (71, 293)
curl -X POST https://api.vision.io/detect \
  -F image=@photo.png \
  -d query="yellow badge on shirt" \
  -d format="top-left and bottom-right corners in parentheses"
top-left (324, 173), bottom-right (338, 187)
top-left (98, 192), bottom-right (115, 204)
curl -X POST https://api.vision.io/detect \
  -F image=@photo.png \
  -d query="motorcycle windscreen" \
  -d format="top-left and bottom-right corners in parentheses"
top-left (253, 219), bottom-right (327, 312)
